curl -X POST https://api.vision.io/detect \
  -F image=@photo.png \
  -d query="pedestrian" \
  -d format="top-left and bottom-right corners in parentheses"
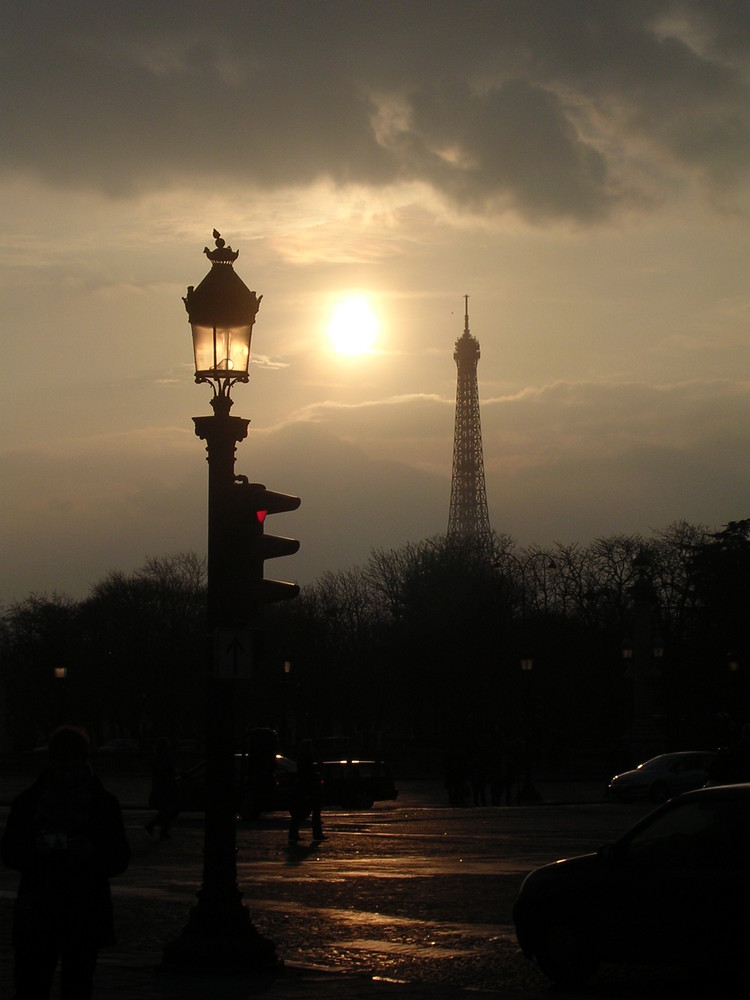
top-left (145, 737), bottom-right (180, 840)
top-left (470, 762), bottom-right (487, 806)
top-left (1, 725), bottom-right (131, 1000)
top-left (289, 739), bottom-right (325, 845)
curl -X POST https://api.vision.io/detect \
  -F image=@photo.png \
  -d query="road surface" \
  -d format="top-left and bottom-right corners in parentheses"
top-left (0, 777), bottom-right (733, 996)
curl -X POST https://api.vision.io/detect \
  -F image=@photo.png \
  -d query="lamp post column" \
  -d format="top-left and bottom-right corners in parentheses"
top-left (164, 398), bottom-right (278, 971)
top-left (194, 400), bottom-right (247, 916)
top-left (628, 551), bottom-right (664, 763)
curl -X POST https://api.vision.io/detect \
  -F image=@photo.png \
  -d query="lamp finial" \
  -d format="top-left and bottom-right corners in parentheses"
top-left (204, 230), bottom-right (240, 264)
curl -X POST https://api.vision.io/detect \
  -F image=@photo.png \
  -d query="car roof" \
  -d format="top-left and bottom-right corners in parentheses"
top-left (673, 782), bottom-right (750, 800)
top-left (612, 783), bottom-right (750, 845)
top-left (639, 750), bottom-right (714, 766)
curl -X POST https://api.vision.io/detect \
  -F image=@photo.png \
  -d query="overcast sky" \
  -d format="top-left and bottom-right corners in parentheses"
top-left (2, 1), bottom-right (750, 605)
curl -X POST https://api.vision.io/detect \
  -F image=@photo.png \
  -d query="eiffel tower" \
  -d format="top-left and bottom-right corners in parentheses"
top-left (447, 295), bottom-right (492, 544)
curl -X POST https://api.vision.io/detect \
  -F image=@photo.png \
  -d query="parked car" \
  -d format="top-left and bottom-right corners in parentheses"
top-left (316, 759), bottom-right (398, 809)
top-left (95, 738), bottom-right (141, 755)
top-left (607, 751), bottom-right (716, 802)
top-left (176, 753), bottom-right (297, 819)
top-left (513, 783), bottom-right (750, 988)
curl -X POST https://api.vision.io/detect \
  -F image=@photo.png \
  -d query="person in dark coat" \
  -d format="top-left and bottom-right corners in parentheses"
top-left (289, 739), bottom-right (324, 844)
top-left (1, 726), bottom-right (131, 1000)
top-left (145, 736), bottom-right (180, 840)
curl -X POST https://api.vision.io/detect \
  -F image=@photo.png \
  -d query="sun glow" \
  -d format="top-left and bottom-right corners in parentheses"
top-left (327, 296), bottom-right (379, 355)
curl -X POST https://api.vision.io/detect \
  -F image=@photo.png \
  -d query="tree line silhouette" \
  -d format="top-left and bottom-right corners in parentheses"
top-left (2, 521), bottom-right (749, 769)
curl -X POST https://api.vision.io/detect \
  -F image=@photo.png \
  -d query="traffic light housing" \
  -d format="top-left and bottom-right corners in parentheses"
top-left (231, 477), bottom-right (300, 615)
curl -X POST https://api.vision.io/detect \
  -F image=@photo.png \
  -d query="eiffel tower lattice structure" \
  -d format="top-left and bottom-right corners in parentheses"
top-left (447, 295), bottom-right (492, 545)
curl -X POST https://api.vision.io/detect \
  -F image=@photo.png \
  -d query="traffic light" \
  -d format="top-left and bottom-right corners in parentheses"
top-left (231, 476), bottom-right (300, 613)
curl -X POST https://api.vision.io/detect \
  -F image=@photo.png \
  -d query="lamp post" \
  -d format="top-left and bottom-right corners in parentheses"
top-left (517, 655), bottom-right (541, 803)
top-left (163, 232), bottom-right (278, 973)
top-left (53, 666), bottom-right (68, 726)
top-left (493, 551), bottom-right (554, 803)
top-left (626, 549), bottom-right (664, 763)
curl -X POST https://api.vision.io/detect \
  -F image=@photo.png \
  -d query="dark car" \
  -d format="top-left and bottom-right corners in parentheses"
top-left (607, 750), bottom-right (716, 802)
top-left (513, 784), bottom-right (750, 988)
top-left (176, 753), bottom-right (297, 819)
top-left (316, 759), bottom-right (398, 809)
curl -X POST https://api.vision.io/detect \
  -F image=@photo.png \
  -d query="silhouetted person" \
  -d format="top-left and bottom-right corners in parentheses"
top-left (1, 726), bottom-right (130, 1000)
top-left (289, 739), bottom-right (324, 844)
top-left (469, 740), bottom-right (488, 806)
top-left (145, 737), bottom-right (179, 840)
top-left (470, 765), bottom-right (487, 806)
top-left (489, 748), bottom-right (505, 806)
top-left (443, 748), bottom-right (469, 805)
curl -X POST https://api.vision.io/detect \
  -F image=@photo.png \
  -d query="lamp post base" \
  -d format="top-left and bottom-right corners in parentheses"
top-left (162, 894), bottom-right (281, 974)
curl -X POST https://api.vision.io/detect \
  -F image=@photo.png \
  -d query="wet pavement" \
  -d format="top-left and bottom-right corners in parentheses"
top-left (5, 770), bottom-right (691, 998)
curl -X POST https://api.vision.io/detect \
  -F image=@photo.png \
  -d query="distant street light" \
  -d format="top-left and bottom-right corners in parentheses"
top-left (518, 655), bottom-right (540, 803)
top-left (163, 232), bottom-right (279, 974)
top-left (726, 652), bottom-right (745, 724)
top-left (53, 665), bottom-right (68, 726)
top-left (492, 552), bottom-right (554, 804)
top-left (282, 660), bottom-right (295, 749)
top-left (626, 549), bottom-right (664, 762)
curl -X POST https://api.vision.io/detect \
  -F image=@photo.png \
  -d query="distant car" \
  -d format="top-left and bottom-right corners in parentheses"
top-left (514, 783), bottom-right (750, 988)
top-left (607, 751), bottom-right (715, 802)
top-left (176, 753), bottom-right (297, 819)
top-left (316, 759), bottom-right (398, 809)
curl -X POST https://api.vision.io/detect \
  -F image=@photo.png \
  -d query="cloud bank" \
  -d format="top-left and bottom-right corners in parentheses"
top-left (2, 2), bottom-right (749, 218)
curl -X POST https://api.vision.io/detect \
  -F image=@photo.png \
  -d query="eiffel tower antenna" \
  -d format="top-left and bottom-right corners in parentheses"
top-left (447, 295), bottom-right (492, 544)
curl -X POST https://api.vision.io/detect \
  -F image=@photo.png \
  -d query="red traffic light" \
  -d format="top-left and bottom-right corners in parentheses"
top-left (232, 478), bottom-right (301, 606)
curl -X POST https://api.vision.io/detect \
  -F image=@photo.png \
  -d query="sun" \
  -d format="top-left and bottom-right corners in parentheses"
top-left (327, 296), bottom-right (379, 355)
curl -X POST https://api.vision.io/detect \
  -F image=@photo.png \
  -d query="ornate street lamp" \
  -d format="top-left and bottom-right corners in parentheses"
top-left (184, 230), bottom-right (262, 409)
top-left (164, 231), bottom-right (278, 974)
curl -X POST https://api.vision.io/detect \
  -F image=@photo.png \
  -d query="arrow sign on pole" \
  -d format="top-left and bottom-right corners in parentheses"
top-left (215, 630), bottom-right (255, 679)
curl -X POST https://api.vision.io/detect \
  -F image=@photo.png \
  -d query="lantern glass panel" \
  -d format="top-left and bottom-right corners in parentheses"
top-left (192, 322), bottom-right (252, 376)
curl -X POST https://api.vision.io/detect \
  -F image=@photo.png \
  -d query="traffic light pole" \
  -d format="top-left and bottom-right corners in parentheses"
top-left (163, 394), bottom-right (279, 972)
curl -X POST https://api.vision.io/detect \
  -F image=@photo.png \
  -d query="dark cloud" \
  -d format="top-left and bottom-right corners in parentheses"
top-left (2, 1), bottom-right (749, 218)
top-left (404, 78), bottom-right (611, 219)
